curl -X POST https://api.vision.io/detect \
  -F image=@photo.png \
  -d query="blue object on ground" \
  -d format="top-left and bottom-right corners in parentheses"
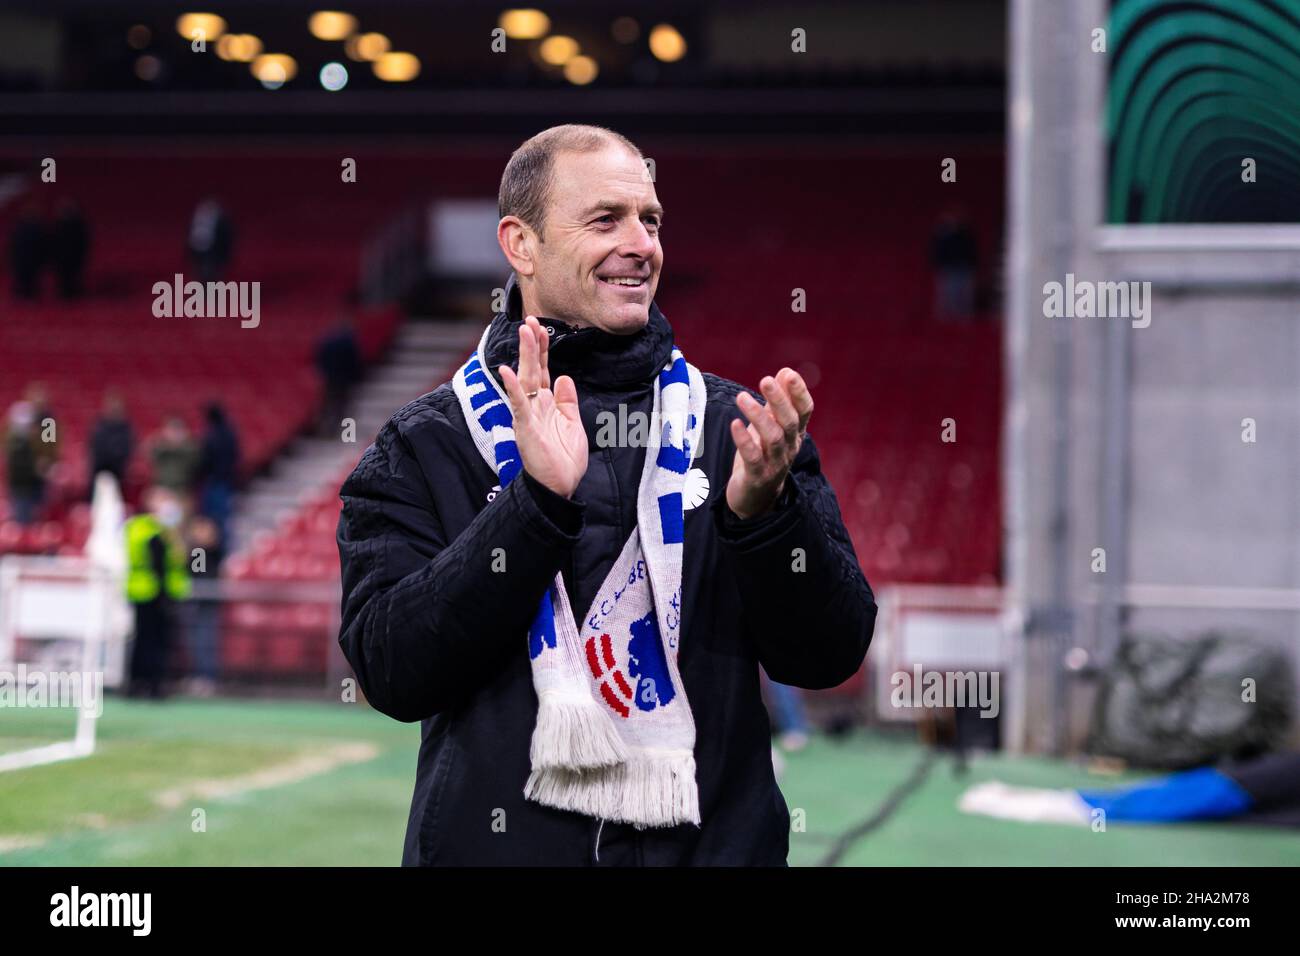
top-left (1078, 767), bottom-right (1254, 823)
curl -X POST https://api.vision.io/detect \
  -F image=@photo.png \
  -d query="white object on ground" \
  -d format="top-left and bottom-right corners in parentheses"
top-left (958, 780), bottom-right (1093, 825)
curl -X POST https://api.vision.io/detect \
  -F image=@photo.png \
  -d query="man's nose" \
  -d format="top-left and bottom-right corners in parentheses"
top-left (617, 220), bottom-right (657, 259)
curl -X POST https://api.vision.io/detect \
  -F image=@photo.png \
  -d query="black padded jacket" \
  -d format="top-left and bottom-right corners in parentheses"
top-left (336, 276), bottom-right (877, 866)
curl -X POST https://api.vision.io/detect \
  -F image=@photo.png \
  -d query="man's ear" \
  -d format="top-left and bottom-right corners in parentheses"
top-left (498, 216), bottom-right (538, 277)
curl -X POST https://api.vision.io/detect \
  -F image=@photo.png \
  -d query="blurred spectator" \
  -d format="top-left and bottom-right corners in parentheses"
top-left (149, 415), bottom-right (199, 498)
top-left (124, 486), bottom-right (191, 699)
top-left (763, 671), bottom-right (811, 752)
top-left (89, 390), bottom-right (134, 494)
top-left (50, 197), bottom-right (90, 299)
top-left (8, 201), bottom-right (46, 299)
top-left (5, 401), bottom-right (44, 524)
top-left (196, 403), bottom-right (240, 551)
top-left (315, 319), bottom-right (362, 436)
top-left (930, 208), bottom-right (978, 322)
top-left (24, 381), bottom-right (53, 424)
top-left (187, 198), bottom-right (233, 282)
top-left (23, 382), bottom-right (59, 487)
top-left (181, 513), bottom-right (223, 696)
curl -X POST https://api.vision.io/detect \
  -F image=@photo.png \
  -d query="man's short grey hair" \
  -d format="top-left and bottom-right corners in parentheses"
top-left (498, 124), bottom-right (644, 240)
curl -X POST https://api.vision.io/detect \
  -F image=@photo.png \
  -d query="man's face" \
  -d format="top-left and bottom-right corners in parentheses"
top-left (527, 145), bottom-right (663, 334)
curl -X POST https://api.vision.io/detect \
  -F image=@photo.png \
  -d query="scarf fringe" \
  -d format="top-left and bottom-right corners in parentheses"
top-left (529, 692), bottom-right (629, 770)
top-left (524, 751), bottom-right (702, 828)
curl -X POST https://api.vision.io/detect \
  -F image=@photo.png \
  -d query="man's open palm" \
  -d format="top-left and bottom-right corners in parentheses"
top-left (499, 316), bottom-right (588, 499)
top-left (726, 367), bottom-right (815, 519)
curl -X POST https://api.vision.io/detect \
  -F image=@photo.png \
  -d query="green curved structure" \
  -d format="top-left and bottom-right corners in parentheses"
top-left (1107, 0), bottom-right (1300, 223)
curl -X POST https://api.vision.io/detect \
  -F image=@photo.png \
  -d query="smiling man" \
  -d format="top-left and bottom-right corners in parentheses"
top-left (337, 124), bottom-right (877, 866)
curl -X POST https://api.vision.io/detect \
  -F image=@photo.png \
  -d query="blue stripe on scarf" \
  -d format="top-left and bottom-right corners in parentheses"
top-left (658, 492), bottom-right (684, 544)
top-left (660, 354), bottom-right (689, 388)
top-left (495, 440), bottom-right (522, 483)
top-left (656, 442), bottom-right (690, 475)
top-left (528, 587), bottom-right (559, 660)
top-left (478, 402), bottom-right (512, 431)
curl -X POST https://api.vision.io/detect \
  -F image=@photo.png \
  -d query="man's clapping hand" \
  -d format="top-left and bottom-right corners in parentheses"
top-left (725, 368), bottom-right (814, 520)
top-left (499, 315), bottom-right (588, 499)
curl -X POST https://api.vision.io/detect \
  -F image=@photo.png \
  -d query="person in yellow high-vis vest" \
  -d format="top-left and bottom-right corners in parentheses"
top-left (124, 486), bottom-right (191, 698)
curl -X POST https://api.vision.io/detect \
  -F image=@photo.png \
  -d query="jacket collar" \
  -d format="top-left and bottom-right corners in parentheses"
top-left (483, 272), bottom-right (674, 390)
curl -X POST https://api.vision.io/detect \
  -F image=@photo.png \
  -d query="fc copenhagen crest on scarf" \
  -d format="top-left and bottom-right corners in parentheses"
top-left (585, 610), bottom-right (678, 718)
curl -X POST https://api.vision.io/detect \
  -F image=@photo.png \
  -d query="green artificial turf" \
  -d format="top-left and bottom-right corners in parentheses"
top-left (3, 697), bottom-right (1296, 866)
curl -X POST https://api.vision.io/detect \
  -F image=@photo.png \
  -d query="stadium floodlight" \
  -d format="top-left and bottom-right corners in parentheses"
top-left (499, 9), bottom-right (550, 40)
top-left (253, 53), bottom-right (298, 89)
top-left (134, 56), bottom-right (162, 83)
top-left (309, 11), bottom-right (358, 42)
top-left (320, 62), bottom-right (349, 92)
top-left (611, 17), bottom-right (639, 44)
top-left (176, 13), bottom-right (227, 42)
top-left (126, 24), bottom-right (151, 49)
top-left (564, 56), bottom-right (598, 86)
top-left (217, 34), bottom-right (263, 63)
top-left (649, 24), bottom-right (687, 63)
top-left (373, 52), bottom-right (420, 83)
top-left (345, 32), bottom-right (390, 62)
top-left (539, 35), bottom-right (579, 66)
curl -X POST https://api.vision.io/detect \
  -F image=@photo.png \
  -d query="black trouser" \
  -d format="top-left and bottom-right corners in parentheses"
top-left (11, 262), bottom-right (41, 298)
top-left (55, 261), bottom-right (84, 299)
top-left (1224, 752), bottom-right (1300, 828)
top-left (129, 599), bottom-right (173, 698)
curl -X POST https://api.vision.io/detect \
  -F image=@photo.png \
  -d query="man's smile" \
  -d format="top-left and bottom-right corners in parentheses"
top-left (597, 275), bottom-right (648, 289)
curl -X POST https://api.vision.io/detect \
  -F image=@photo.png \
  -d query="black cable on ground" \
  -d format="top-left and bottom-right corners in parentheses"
top-left (817, 748), bottom-right (940, 867)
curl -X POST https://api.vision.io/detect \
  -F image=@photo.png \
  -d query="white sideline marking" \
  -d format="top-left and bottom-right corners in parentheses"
top-left (0, 835), bottom-right (47, 853)
top-left (153, 741), bottom-right (380, 809)
top-left (0, 741), bottom-right (381, 854)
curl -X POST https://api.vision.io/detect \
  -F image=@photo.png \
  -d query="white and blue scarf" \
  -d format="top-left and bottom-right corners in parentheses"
top-left (452, 324), bottom-right (706, 827)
